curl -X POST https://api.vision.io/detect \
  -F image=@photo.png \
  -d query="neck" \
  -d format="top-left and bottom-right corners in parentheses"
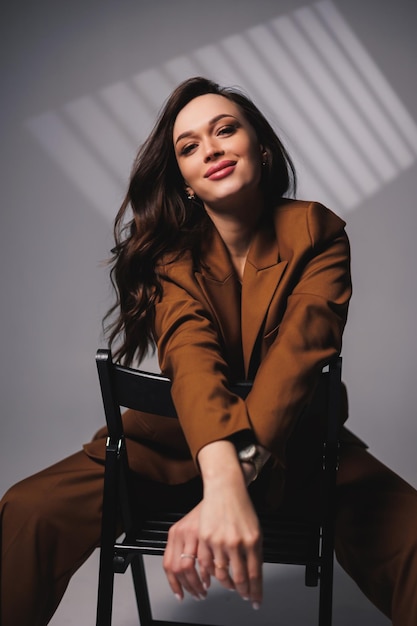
top-left (204, 198), bottom-right (264, 281)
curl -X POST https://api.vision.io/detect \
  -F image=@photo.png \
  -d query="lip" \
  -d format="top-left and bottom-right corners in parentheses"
top-left (204, 160), bottom-right (237, 179)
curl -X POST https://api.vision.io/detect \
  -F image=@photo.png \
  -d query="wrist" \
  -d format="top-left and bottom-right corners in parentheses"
top-left (197, 440), bottom-right (242, 484)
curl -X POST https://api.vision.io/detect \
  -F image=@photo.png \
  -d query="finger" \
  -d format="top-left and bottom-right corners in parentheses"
top-left (228, 549), bottom-right (250, 600)
top-left (164, 536), bottom-right (203, 600)
top-left (196, 544), bottom-right (212, 591)
top-left (178, 550), bottom-right (207, 599)
top-left (245, 547), bottom-right (263, 608)
top-left (164, 569), bottom-right (184, 601)
top-left (212, 553), bottom-right (235, 591)
top-left (163, 536), bottom-right (185, 600)
top-left (227, 539), bottom-right (263, 605)
top-left (164, 553), bottom-right (206, 601)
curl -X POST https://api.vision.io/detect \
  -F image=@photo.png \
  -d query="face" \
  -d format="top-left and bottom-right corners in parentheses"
top-left (173, 93), bottom-right (265, 212)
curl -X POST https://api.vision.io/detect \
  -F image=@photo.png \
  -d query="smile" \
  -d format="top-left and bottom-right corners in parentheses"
top-left (204, 160), bottom-right (237, 180)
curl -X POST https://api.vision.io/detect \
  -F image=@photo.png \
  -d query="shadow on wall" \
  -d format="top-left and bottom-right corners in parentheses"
top-left (25, 0), bottom-right (417, 222)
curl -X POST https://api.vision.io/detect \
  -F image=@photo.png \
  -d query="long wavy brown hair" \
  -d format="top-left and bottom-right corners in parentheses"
top-left (104, 76), bottom-right (297, 365)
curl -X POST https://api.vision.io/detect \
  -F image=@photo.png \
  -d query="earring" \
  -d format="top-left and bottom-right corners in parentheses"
top-left (187, 193), bottom-right (195, 201)
top-left (262, 161), bottom-right (267, 166)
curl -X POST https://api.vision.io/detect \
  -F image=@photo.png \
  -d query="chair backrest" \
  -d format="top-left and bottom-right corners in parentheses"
top-left (96, 347), bottom-right (251, 435)
top-left (96, 347), bottom-right (342, 489)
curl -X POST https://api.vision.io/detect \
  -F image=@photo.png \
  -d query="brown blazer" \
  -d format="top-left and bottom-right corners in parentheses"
top-left (85, 199), bottom-right (352, 486)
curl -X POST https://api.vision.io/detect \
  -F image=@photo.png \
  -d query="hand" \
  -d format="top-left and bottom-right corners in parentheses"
top-left (163, 489), bottom-right (263, 608)
top-left (163, 440), bottom-right (263, 608)
top-left (198, 440), bottom-right (263, 608)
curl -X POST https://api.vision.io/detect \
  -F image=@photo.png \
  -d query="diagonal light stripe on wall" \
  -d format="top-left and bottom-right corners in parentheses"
top-left (268, 15), bottom-right (394, 187)
top-left (63, 96), bottom-right (138, 181)
top-left (295, 5), bottom-right (414, 175)
top-left (315, 1), bottom-right (417, 161)
top-left (98, 82), bottom-right (155, 150)
top-left (27, 111), bottom-right (123, 211)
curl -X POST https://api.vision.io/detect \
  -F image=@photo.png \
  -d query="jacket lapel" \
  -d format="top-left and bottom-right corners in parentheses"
top-left (241, 221), bottom-right (287, 377)
top-left (195, 228), bottom-right (244, 378)
top-left (195, 218), bottom-right (288, 379)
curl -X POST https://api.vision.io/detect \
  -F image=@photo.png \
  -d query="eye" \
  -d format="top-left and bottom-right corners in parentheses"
top-left (179, 142), bottom-right (198, 156)
top-left (217, 123), bottom-right (237, 136)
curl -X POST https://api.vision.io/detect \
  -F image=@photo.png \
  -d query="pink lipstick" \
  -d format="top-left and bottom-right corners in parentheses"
top-left (204, 160), bottom-right (236, 180)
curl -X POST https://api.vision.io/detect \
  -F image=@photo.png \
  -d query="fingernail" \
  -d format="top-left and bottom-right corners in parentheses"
top-left (203, 582), bottom-right (210, 591)
top-left (242, 596), bottom-right (250, 601)
top-left (252, 602), bottom-right (260, 610)
top-left (175, 594), bottom-right (182, 603)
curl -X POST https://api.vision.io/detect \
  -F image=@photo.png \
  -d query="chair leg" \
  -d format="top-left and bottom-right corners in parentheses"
top-left (318, 555), bottom-right (334, 626)
top-left (96, 551), bottom-right (116, 626)
top-left (96, 442), bottom-right (121, 626)
top-left (131, 555), bottom-right (154, 626)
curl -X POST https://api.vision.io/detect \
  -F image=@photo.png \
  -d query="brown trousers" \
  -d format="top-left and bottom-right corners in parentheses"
top-left (1, 444), bottom-right (417, 626)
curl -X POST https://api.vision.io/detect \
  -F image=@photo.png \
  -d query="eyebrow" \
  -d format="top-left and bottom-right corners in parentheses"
top-left (174, 113), bottom-right (238, 146)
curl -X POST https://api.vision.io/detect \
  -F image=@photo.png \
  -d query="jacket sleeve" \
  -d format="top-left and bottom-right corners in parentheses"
top-left (154, 262), bottom-right (253, 464)
top-left (245, 202), bottom-right (352, 463)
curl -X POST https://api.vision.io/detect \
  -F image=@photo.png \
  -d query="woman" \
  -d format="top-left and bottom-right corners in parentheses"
top-left (1, 76), bottom-right (417, 625)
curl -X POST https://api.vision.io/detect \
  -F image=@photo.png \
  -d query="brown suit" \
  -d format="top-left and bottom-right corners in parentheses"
top-left (2, 200), bottom-right (417, 626)
top-left (85, 199), bottom-right (352, 482)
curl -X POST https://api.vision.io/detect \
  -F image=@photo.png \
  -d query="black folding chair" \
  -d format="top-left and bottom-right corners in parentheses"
top-left (95, 348), bottom-right (342, 626)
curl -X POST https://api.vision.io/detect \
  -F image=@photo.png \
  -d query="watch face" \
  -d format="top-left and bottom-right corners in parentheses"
top-left (238, 443), bottom-right (257, 461)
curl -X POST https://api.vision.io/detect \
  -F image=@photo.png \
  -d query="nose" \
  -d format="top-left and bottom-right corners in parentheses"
top-left (203, 138), bottom-right (224, 162)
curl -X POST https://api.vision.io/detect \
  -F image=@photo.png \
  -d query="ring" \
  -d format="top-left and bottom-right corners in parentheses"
top-left (213, 560), bottom-right (229, 570)
top-left (180, 553), bottom-right (197, 560)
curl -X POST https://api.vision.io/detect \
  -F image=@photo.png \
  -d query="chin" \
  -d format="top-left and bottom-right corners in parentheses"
top-left (205, 180), bottom-right (256, 205)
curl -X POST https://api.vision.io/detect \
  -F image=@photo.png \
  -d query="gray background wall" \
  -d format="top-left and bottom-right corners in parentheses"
top-left (1, 1), bottom-right (416, 624)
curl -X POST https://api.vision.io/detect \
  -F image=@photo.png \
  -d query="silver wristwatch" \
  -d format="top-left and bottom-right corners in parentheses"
top-left (237, 443), bottom-right (263, 482)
